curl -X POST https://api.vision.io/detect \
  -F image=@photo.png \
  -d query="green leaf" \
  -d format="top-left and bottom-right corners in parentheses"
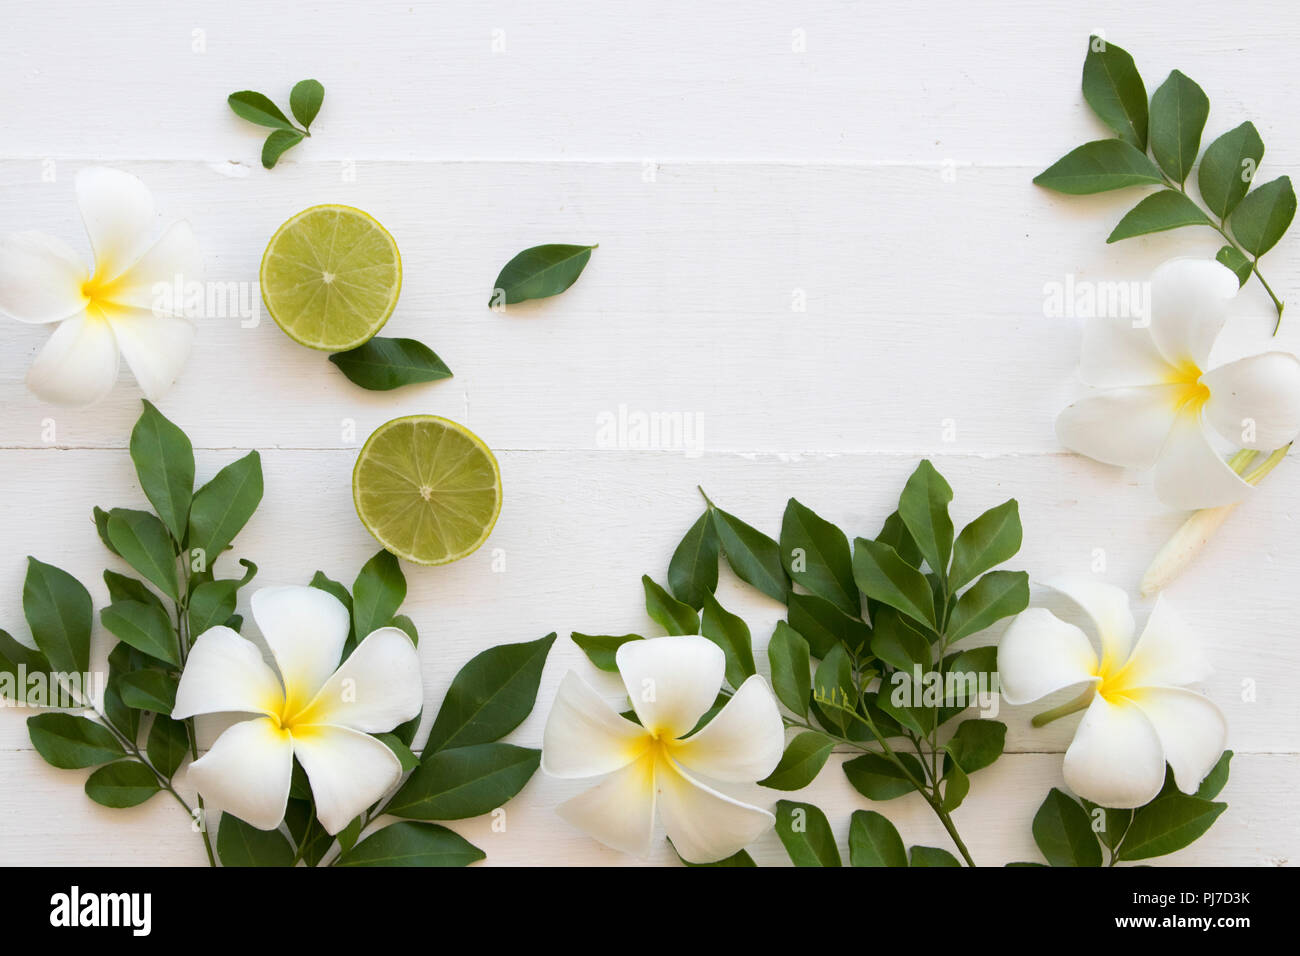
top-left (571, 633), bottom-right (641, 672)
top-left (336, 815), bottom-right (363, 853)
top-left (642, 576), bottom-right (699, 635)
top-left (129, 400), bottom-right (194, 543)
top-left (852, 538), bottom-right (935, 628)
top-left (1081, 36), bottom-right (1148, 150)
top-left (843, 751), bottom-right (923, 801)
top-left (386, 743), bottom-right (540, 820)
top-left (897, 460), bottom-right (954, 578)
top-left (759, 731), bottom-right (835, 791)
top-left (1121, 792), bottom-right (1227, 861)
top-left (352, 549), bottom-right (406, 642)
top-left (780, 499), bottom-right (857, 613)
top-left (938, 645), bottom-right (999, 724)
top-left (811, 644), bottom-right (855, 734)
top-left (949, 499), bottom-right (1022, 590)
top-left (1148, 70), bottom-right (1209, 185)
top-left (100, 600), bottom-right (179, 666)
top-left (767, 621), bottom-right (811, 717)
top-left (93, 506), bottom-right (120, 556)
top-left (909, 845), bottom-right (961, 867)
top-left (708, 504), bottom-right (790, 602)
top-left (1195, 750), bottom-right (1232, 800)
top-left (261, 129), bottom-right (305, 168)
top-left (118, 669), bottom-right (177, 713)
top-left (188, 560), bottom-right (257, 638)
top-left (700, 593), bottom-right (755, 687)
top-left (227, 91), bottom-right (296, 130)
top-left (774, 800), bottom-right (841, 866)
top-left (107, 509), bottom-right (178, 601)
top-left (23, 557), bottom-right (93, 675)
top-left (309, 571), bottom-right (354, 644)
top-left (187, 451), bottom-right (264, 568)
top-left (336, 821), bottom-right (485, 866)
top-left (489, 244), bottom-right (596, 306)
top-left (786, 592), bottom-right (870, 658)
top-left (103, 570), bottom-right (166, 613)
top-left (424, 634), bottom-right (555, 752)
top-left (375, 731), bottom-right (420, 772)
top-left (667, 511), bottom-right (720, 609)
top-left (146, 715), bottom-right (189, 778)
top-left (848, 810), bottom-right (907, 867)
top-left (946, 570), bottom-right (1029, 641)
top-left (284, 799), bottom-right (333, 867)
top-left (672, 842), bottom-right (756, 867)
top-left (0, 629), bottom-right (51, 705)
top-left (943, 719), bottom-right (1006, 774)
top-left (940, 761), bottom-right (969, 811)
top-left (329, 338), bottom-right (453, 391)
top-left (876, 511), bottom-right (922, 568)
top-left (1215, 245), bottom-right (1253, 287)
top-left (1033, 788), bottom-right (1103, 866)
top-left (1198, 122), bottom-right (1265, 218)
top-left (1230, 175), bottom-right (1296, 256)
top-left (103, 644), bottom-right (140, 738)
top-left (1033, 140), bottom-right (1164, 195)
top-left (1107, 190), bottom-right (1213, 242)
top-left (27, 713), bottom-right (124, 769)
top-left (290, 78), bottom-right (324, 129)
top-left (84, 761), bottom-right (160, 808)
top-left (870, 607), bottom-right (930, 671)
top-left (217, 813), bottom-right (295, 866)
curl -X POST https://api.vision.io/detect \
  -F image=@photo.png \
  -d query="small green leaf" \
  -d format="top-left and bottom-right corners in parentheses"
top-left (118, 669), bottom-right (177, 713)
top-left (27, 713), bottom-right (124, 769)
top-left (849, 810), bottom-right (907, 867)
top-left (1107, 190), bottom-right (1213, 242)
top-left (780, 498), bottom-right (857, 613)
top-left (187, 451), bottom-right (263, 569)
top-left (870, 607), bottom-right (930, 672)
top-left (843, 751), bottom-right (923, 801)
top-left (700, 592), bottom-right (755, 687)
top-left (876, 511), bottom-right (922, 568)
top-left (227, 91), bottom-right (296, 130)
top-left (909, 845), bottom-right (961, 867)
top-left (766, 621), bottom-right (811, 717)
top-left (217, 813), bottom-right (295, 866)
top-left (93, 507), bottom-right (120, 556)
top-left (101, 600), bottom-right (180, 666)
top-left (129, 400), bottom-right (195, 543)
top-left (667, 511), bottom-right (720, 609)
top-left (1081, 36), bottom-right (1148, 150)
top-left (23, 557), bottom-right (93, 675)
top-left (943, 719), bottom-right (1006, 774)
top-left (1230, 175), bottom-right (1296, 256)
top-left (102, 644), bottom-right (140, 738)
top-left (1148, 70), bottom-right (1209, 185)
top-left (352, 550), bottom-right (406, 643)
top-left (309, 571), bottom-right (354, 644)
top-left (375, 732), bottom-right (420, 772)
top-left (1215, 246), bottom-right (1253, 287)
top-left (336, 821), bottom-right (485, 866)
top-left (329, 338), bottom-right (453, 391)
top-left (571, 633), bottom-right (641, 672)
top-left (642, 576), bottom-right (699, 635)
top-left (1195, 750), bottom-right (1232, 800)
top-left (1198, 122), bottom-right (1265, 218)
top-left (897, 460), bottom-right (954, 578)
top-left (107, 509), bottom-right (179, 601)
top-left (1033, 788), bottom-right (1103, 866)
top-left (946, 570), bottom-right (1029, 641)
top-left (759, 731), bottom-right (835, 791)
top-left (290, 78), bottom-right (324, 129)
top-left (852, 538), bottom-right (935, 628)
top-left (940, 761), bottom-right (969, 811)
top-left (949, 499), bottom-right (1022, 590)
top-left (85, 761), bottom-right (161, 808)
top-left (1033, 140), bottom-right (1164, 195)
top-left (489, 244), bottom-right (596, 307)
top-left (774, 800), bottom-right (841, 866)
top-left (707, 503), bottom-right (790, 602)
top-left (261, 129), bottom-right (305, 169)
top-left (786, 591), bottom-right (870, 658)
top-left (1120, 792), bottom-right (1227, 861)
top-left (188, 560), bottom-right (257, 639)
top-left (146, 715), bottom-right (190, 778)
top-left (386, 743), bottom-right (540, 820)
top-left (103, 570), bottom-right (166, 613)
top-left (0, 629), bottom-right (51, 705)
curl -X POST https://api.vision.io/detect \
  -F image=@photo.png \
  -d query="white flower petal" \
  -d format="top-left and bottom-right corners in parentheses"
top-left (1045, 576), bottom-right (1136, 669)
top-left (1129, 686), bottom-right (1227, 795)
top-left (107, 220), bottom-right (201, 311)
top-left (1201, 351), bottom-right (1300, 450)
top-left (105, 307), bottom-right (194, 401)
top-left (656, 755), bottom-right (774, 864)
top-left (1055, 386), bottom-right (1183, 469)
top-left (25, 313), bottom-right (120, 407)
top-left (172, 626), bottom-right (284, 719)
top-left (1147, 258), bottom-right (1239, 370)
top-left (997, 608), bottom-right (1098, 706)
top-left (1062, 692), bottom-right (1165, 809)
top-left (295, 626), bottom-right (423, 733)
top-left (1078, 315), bottom-right (1172, 388)
top-left (1153, 413), bottom-right (1252, 510)
top-left (1117, 595), bottom-right (1213, 689)
top-left (670, 675), bottom-right (784, 781)
top-left (0, 232), bottom-right (89, 323)
top-left (187, 717), bottom-right (292, 830)
top-left (555, 754), bottom-right (657, 858)
top-left (290, 723), bottom-right (402, 835)
top-left (250, 586), bottom-right (350, 714)
top-left (75, 167), bottom-right (156, 280)
top-left (541, 671), bottom-right (650, 779)
top-left (616, 635), bottom-right (724, 738)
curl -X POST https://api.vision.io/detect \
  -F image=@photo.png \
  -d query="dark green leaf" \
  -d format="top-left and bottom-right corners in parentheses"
top-left (940, 761), bottom-right (969, 811)
top-left (188, 559), bottom-right (257, 638)
top-left (849, 810), bottom-right (907, 867)
top-left (1198, 122), bottom-right (1265, 218)
top-left (949, 499), bottom-right (1021, 590)
top-left (708, 504), bottom-right (790, 602)
top-left (1033, 140), bottom-right (1164, 194)
top-left (1033, 788), bottom-right (1103, 866)
top-left (780, 498), bottom-right (857, 613)
top-left (336, 821), bottom-right (485, 866)
top-left (27, 713), bottom-right (123, 769)
top-left (103, 570), bottom-right (165, 613)
top-left (107, 509), bottom-right (178, 601)
top-left (23, 557), bottom-right (92, 675)
top-left (261, 129), bottom-right (305, 169)
top-left (489, 244), bottom-right (596, 306)
top-left (774, 800), bottom-right (841, 866)
top-left (187, 451), bottom-right (263, 569)
top-left (811, 644), bottom-right (855, 734)
top-left (118, 669), bottom-right (177, 713)
top-left (329, 338), bottom-right (453, 391)
top-left (228, 91), bottom-right (296, 130)
top-left (1081, 36), bottom-right (1148, 149)
top-left (1081, 799), bottom-right (1133, 853)
top-left (309, 571), bottom-right (354, 645)
top-left (1107, 190), bottom-right (1213, 242)
top-left (909, 845), bottom-right (961, 867)
top-left (1230, 175), bottom-right (1296, 256)
top-left (787, 591), bottom-right (870, 658)
top-left (389, 613), bottom-right (419, 643)
top-left (146, 714), bottom-right (189, 778)
top-left (571, 633), bottom-right (641, 672)
top-left (766, 621), bottom-right (811, 717)
top-left (852, 538), bottom-right (935, 628)
top-left (284, 799), bottom-right (333, 867)
top-left (129, 400), bottom-right (194, 542)
top-left (1215, 245), bottom-right (1253, 287)
top-left (336, 815), bottom-right (363, 853)
top-left (387, 743), bottom-right (540, 820)
top-left (290, 78), bottom-right (324, 129)
top-left (93, 507), bottom-right (120, 556)
top-left (375, 732), bottom-right (420, 772)
top-left (0, 629), bottom-right (51, 705)
top-left (943, 719), bottom-right (1006, 774)
top-left (870, 607), bottom-right (930, 671)
top-left (843, 751), bottom-right (923, 801)
top-left (84, 761), bottom-right (160, 808)
top-left (876, 511), bottom-right (922, 568)
top-left (1121, 793), bottom-right (1227, 861)
top-left (700, 592), bottom-right (755, 687)
top-left (1195, 750), bottom-right (1232, 800)
top-left (424, 634), bottom-right (555, 752)
top-left (759, 731), bottom-right (835, 791)
top-left (352, 549), bottom-right (406, 642)
top-left (103, 644), bottom-right (140, 739)
top-left (101, 600), bottom-right (179, 666)
top-left (642, 576), bottom-right (699, 635)
top-left (217, 813), bottom-right (295, 866)
top-left (1148, 70), bottom-right (1209, 184)
top-left (946, 570), bottom-right (1029, 641)
top-left (667, 511), bottom-right (720, 609)
top-left (897, 460), bottom-right (954, 577)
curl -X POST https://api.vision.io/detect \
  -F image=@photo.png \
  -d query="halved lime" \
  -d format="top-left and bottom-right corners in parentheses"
top-left (260, 205), bottom-right (402, 351)
top-left (353, 416), bottom-right (503, 565)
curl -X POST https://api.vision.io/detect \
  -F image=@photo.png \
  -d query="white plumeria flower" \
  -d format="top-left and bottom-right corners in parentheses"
top-left (999, 577), bottom-right (1226, 809)
top-left (0, 167), bottom-right (199, 406)
top-left (173, 585), bottom-right (423, 835)
top-left (542, 635), bottom-right (785, 864)
top-left (1056, 258), bottom-right (1300, 510)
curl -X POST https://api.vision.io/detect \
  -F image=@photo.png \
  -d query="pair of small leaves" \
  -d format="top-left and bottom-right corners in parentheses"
top-left (228, 79), bottom-right (324, 168)
top-left (489, 244), bottom-right (597, 308)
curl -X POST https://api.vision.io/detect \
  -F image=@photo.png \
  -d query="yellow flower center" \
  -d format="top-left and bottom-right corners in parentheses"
top-left (80, 273), bottom-right (125, 319)
top-left (1166, 361), bottom-right (1211, 414)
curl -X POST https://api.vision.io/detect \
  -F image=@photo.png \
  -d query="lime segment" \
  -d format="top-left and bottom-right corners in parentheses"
top-left (353, 416), bottom-right (503, 565)
top-left (260, 205), bottom-right (401, 351)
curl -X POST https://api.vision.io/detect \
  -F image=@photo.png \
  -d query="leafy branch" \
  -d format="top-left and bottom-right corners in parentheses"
top-left (228, 79), bottom-right (324, 168)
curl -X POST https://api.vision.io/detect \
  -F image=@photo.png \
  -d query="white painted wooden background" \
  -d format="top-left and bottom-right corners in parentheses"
top-left (2, 0), bottom-right (1297, 866)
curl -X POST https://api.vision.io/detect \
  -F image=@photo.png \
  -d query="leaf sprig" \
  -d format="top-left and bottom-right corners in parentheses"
top-left (1036, 37), bottom-right (1293, 329)
top-left (228, 79), bottom-right (324, 168)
